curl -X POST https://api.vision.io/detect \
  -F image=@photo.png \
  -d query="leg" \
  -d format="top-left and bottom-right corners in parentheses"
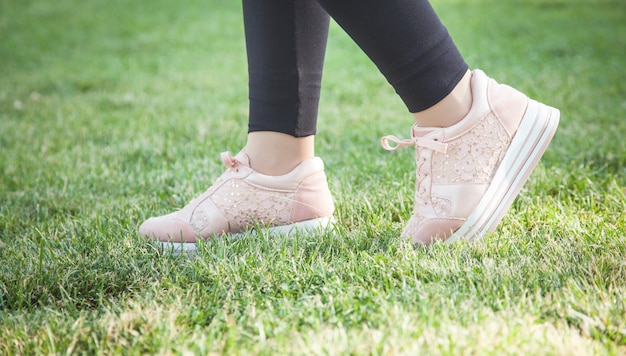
top-left (316, 0), bottom-right (470, 121)
top-left (243, 0), bottom-right (330, 175)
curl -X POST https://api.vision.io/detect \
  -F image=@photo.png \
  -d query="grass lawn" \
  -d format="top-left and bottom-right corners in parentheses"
top-left (1, 0), bottom-right (625, 354)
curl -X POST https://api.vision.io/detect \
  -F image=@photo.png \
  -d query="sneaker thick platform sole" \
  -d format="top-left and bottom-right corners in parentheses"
top-left (157, 215), bottom-right (335, 255)
top-left (446, 99), bottom-right (560, 243)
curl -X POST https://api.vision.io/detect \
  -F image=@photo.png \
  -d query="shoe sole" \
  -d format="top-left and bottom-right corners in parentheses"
top-left (446, 99), bottom-right (560, 243)
top-left (156, 215), bottom-right (335, 255)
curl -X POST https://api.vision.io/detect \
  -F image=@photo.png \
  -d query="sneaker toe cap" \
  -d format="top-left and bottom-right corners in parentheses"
top-left (139, 217), bottom-right (198, 243)
top-left (403, 217), bottom-right (464, 245)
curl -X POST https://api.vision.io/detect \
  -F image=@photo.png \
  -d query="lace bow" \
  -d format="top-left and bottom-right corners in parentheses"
top-left (221, 151), bottom-right (239, 170)
top-left (380, 127), bottom-right (448, 153)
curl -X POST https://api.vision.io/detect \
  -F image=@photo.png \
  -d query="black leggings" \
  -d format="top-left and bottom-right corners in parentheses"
top-left (243, 0), bottom-right (468, 137)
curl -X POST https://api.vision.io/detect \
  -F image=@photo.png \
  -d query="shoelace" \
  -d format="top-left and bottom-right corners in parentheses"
top-left (221, 151), bottom-right (240, 171)
top-left (381, 126), bottom-right (448, 208)
top-left (380, 134), bottom-right (447, 153)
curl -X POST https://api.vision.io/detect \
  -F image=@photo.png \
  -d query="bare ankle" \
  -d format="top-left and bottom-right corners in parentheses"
top-left (244, 132), bottom-right (315, 175)
top-left (412, 70), bottom-right (473, 128)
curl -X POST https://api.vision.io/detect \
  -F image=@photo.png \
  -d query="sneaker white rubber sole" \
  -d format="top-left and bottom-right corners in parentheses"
top-left (446, 99), bottom-right (560, 243)
top-left (156, 215), bottom-right (335, 255)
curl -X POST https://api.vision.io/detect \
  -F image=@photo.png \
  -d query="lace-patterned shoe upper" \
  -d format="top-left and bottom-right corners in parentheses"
top-left (139, 151), bottom-right (335, 245)
top-left (382, 69), bottom-right (560, 244)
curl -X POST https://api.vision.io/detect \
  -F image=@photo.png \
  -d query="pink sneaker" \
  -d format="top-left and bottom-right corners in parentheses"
top-left (139, 151), bottom-right (335, 253)
top-left (382, 69), bottom-right (560, 244)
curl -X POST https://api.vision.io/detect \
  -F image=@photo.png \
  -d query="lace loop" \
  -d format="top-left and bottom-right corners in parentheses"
top-left (381, 135), bottom-right (414, 151)
top-left (381, 135), bottom-right (448, 153)
top-left (221, 151), bottom-right (238, 169)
